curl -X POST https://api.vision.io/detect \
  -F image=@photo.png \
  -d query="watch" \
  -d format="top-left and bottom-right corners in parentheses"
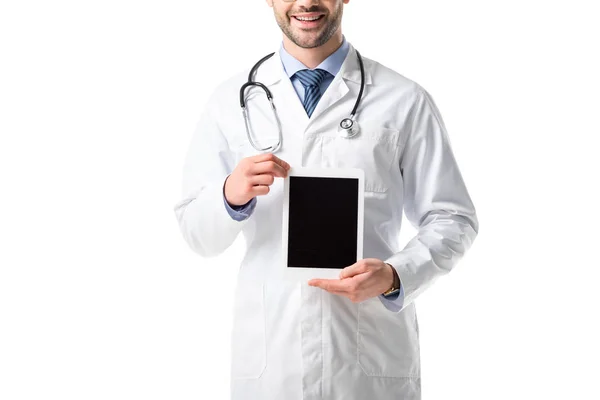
top-left (382, 263), bottom-right (401, 298)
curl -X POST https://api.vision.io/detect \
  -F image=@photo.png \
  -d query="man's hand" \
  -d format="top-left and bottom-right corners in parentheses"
top-left (224, 153), bottom-right (291, 206)
top-left (307, 258), bottom-right (398, 303)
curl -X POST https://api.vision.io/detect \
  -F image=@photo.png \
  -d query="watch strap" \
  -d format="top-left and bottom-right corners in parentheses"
top-left (382, 263), bottom-right (400, 298)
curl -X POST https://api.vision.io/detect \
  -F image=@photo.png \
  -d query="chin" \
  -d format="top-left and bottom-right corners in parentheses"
top-left (291, 31), bottom-right (325, 47)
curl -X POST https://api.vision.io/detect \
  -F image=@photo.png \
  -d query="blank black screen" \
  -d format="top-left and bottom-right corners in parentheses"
top-left (287, 176), bottom-right (358, 269)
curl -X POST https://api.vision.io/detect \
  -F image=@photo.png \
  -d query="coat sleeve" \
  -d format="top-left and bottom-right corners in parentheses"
top-left (173, 93), bottom-right (252, 258)
top-left (382, 86), bottom-right (479, 313)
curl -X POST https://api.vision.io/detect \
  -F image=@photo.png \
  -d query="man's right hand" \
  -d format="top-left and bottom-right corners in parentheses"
top-left (224, 153), bottom-right (291, 206)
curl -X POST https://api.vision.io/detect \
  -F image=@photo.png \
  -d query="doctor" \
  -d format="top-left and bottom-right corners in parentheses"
top-left (174, 0), bottom-right (479, 399)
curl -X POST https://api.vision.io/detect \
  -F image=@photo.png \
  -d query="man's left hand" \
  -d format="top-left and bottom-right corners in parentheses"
top-left (307, 258), bottom-right (396, 303)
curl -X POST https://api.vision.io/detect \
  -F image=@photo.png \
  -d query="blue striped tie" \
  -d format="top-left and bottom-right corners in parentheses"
top-left (294, 68), bottom-right (329, 118)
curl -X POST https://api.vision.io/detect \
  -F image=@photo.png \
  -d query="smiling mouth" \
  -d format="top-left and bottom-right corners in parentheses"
top-left (292, 15), bottom-right (324, 22)
top-left (291, 14), bottom-right (325, 27)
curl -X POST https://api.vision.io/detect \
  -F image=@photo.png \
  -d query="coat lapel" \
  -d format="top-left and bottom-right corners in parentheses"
top-left (307, 43), bottom-right (373, 129)
top-left (252, 49), bottom-right (310, 126)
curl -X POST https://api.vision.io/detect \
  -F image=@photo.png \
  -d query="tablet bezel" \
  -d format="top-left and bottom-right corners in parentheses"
top-left (281, 167), bottom-right (364, 282)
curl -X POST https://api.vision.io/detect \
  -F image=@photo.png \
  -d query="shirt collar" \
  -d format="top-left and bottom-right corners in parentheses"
top-left (279, 35), bottom-right (349, 78)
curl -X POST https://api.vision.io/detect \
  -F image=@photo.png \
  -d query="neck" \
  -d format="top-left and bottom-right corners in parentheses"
top-left (282, 31), bottom-right (343, 69)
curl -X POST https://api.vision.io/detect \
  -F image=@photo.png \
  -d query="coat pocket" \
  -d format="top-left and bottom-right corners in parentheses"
top-left (357, 297), bottom-right (420, 378)
top-left (333, 126), bottom-right (401, 193)
top-left (230, 281), bottom-right (267, 379)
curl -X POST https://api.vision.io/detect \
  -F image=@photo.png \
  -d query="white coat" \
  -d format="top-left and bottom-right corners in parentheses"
top-left (173, 42), bottom-right (479, 400)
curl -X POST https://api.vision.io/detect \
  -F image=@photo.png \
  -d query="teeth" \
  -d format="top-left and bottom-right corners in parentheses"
top-left (296, 16), bottom-right (321, 21)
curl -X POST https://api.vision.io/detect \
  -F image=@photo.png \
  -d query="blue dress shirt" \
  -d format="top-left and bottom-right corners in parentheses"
top-left (222, 36), bottom-right (403, 306)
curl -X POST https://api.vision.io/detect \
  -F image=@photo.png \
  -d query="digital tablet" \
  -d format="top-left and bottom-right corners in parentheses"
top-left (281, 167), bottom-right (364, 281)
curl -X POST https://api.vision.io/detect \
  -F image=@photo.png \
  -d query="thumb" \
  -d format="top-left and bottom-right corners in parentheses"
top-left (339, 261), bottom-right (369, 279)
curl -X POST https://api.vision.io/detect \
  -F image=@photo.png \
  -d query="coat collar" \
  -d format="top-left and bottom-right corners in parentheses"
top-left (253, 41), bottom-right (373, 87)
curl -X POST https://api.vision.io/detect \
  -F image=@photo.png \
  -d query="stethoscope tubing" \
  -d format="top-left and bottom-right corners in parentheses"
top-left (240, 48), bottom-right (365, 152)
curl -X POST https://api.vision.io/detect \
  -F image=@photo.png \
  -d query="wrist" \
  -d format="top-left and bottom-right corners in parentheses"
top-left (223, 174), bottom-right (250, 207)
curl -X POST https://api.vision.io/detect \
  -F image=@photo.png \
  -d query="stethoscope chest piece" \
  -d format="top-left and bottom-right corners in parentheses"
top-left (338, 117), bottom-right (360, 138)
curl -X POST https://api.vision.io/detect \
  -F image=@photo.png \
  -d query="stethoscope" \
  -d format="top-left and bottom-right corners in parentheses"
top-left (239, 49), bottom-right (365, 153)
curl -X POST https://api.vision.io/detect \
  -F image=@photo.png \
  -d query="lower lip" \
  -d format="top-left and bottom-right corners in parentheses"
top-left (292, 15), bottom-right (324, 28)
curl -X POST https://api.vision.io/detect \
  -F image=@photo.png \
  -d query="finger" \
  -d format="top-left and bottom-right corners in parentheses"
top-left (309, 278), bottom-right (368, 303)
top-left (249, 173), bottom-right (275, 186)
top-left (251, 159), bottom-right (288, 178)
top-left (308, 278), bottom-right (351, 293)
top-left (322, 288), bottom-right (348, 298)
top-left (339, 260), bottom-right (370, 279)
top-left (249, 184), bottom-right (270, 196)
top-left (252, 153), bottom-right (291, 172)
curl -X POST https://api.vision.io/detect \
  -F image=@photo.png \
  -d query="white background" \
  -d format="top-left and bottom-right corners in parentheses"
top-left (1, 0), bottom-right (599, 399)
